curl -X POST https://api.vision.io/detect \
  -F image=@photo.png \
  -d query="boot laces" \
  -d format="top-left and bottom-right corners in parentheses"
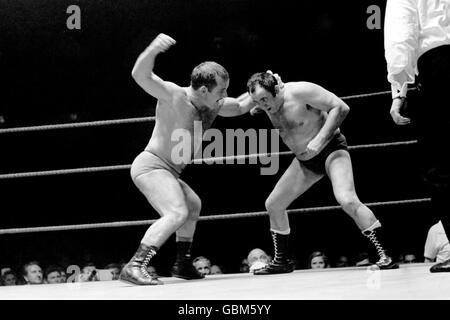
top-left (140, 250), bottom-right (155, 278)
top-left (365, 230), bottom-right (387, 260)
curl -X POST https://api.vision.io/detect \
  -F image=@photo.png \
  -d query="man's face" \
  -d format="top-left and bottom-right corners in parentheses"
top-left (194, 260), bottom-right (211, 276)
top-left (3, 274), bottom-right (17, 286)
top-left (336, 256), bottom-right (349, 267)
top-left (82, 266), bottom-right (96, 276)
top-left (205, 77), bottom-right (229, 109)
top-left (248, 250), bottom-right (270, 265)
top-left (109, 267), bottom-right (120, 280)
top-left (147, 266), bottom-right (158, 278)
top-left (46, 271), bottom-right (62, 284)
top-left (26, 264), bottom-right (43, 284)
top-left (250, 85), bottom-right (279, 114)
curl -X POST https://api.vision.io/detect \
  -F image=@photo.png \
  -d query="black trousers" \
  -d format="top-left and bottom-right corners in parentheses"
top-left (416, 44), bottom-right (450, 238)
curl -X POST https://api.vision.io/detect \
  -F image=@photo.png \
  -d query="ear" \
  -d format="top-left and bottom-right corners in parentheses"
top-left (199, 86), bottom-right (208, 96)
top-left (274, 85), bottom-right (280, 95)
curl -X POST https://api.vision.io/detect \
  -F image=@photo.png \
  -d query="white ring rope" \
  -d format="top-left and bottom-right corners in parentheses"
top-left (0, 198), bottom-right (431, 235)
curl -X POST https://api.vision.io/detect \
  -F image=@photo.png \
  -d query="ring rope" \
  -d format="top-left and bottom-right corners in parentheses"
top-left (0, 88), bottom-right (415, 135)
top-left (0, 198), bottom-right (431, 235)
top-left (339, 90), bottom-right (391, 100)
top-left (0, 140), bottom-right (418, 179)
top-left (0, 116), bottom-right (156, 134)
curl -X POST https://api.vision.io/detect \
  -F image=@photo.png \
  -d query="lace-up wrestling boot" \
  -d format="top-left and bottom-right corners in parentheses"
top-left (120, 243), bottom-right (163, 285)
top-left (172, 241), bottom-right (204, 280)
top-left (362, 221), bottom-right (399, 270)
top-left (254, 230), bottom-right (295, 275)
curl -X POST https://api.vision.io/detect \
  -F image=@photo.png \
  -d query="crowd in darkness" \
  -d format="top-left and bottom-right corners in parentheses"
top-left (1, 247), bottom-right (427, 286)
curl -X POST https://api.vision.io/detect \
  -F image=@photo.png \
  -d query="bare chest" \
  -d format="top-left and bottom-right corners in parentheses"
top-left (270, 103), bottom-right (321, 136)
top-left (174, 98), bottom-right (219, 133)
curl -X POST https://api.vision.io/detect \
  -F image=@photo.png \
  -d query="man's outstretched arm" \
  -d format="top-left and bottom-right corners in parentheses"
top-left (218, 93), bottom-right (256, 117)
top-left (218, 70), bottom-right (283, 117)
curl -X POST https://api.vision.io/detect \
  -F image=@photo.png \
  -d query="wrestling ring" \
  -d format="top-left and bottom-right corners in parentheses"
top-left (1, 89), bottom-right (446, 300)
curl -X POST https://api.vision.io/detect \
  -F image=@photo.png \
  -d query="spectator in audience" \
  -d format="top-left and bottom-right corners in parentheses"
top-left (247, 248), bottom-right (270, 272)
top-left (210, 265), bottom-right (224, 275)
top-left (44, 265), bottom-right (63, 284)
top-left (239, 258), bottom-right (250, 273)
top-left (335, 255), bottom-right (351, 268)
top-left (105, 263), bottom-right (121, 280)
top-left (78, 262), bottom-right (98, 282)
top-left (1, 267), bottom-right (12, 277)
top-left (424, 220), bottom-right (450, 263)
top-left (1, 270), bottom-right (17, 286)
top-left (147, 265), bottom-right (158, 278)
top-left (60, 268), bottom-right (67, 283)
top-left (396, 253), bottom-right (405, 264)
top-left (403, 253), bottom-right (418, 264)
top-left (192, 256), bottom-right (211, 276)
top-left (22, 261), bottom-right (44, 285)
top-left (308, 251), bottom-right (330, 269)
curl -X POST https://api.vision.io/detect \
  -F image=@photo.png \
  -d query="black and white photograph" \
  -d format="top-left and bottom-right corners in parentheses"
top-left (1, 0), bottom-right (450, 309)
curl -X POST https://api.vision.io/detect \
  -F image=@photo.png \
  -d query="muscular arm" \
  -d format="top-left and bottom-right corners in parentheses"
top-left (131, 33), bottom-right (179, 101)
top-left (218, 92), bottom-right (256, 117)
top-left (219, 70), bottom-right (283, 117)
top-left (295, 82), bottom-right (349, 145)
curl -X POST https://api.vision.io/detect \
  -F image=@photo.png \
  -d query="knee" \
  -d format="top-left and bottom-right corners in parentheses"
top-left (189, 196), bottom-right (202, 220)
top-left (336, 193), bottom-right (361, 215)
top-left (265, 197), bottom-right (285, 214)
top-left (166, 204), bottom-right (190, 226)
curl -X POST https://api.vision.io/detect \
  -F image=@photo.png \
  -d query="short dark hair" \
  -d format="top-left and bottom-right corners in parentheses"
top-left (247, 72), bottom-right (278, 97)
top-left (22, 261), bottom-right (41, 276)
top-left (44, 265), bottom-right (62, 279)
top-left (190, 61), bottom-right (229, 91)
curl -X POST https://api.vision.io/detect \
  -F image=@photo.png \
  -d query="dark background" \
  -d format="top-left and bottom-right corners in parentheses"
top-left (0, 0), bottom-right (436, 274)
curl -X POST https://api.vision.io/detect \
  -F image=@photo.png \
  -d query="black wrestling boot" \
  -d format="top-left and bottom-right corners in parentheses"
top-left (171, 241), bottom-right (204, 280)
top-left (430, 258), bottom-right (450, 272)
top-left (119, 243), bottom-right (163, 285)
top-left (254, 231), bottom-right (295, 275)
top-left (362, 223), bottom-right (399, 270)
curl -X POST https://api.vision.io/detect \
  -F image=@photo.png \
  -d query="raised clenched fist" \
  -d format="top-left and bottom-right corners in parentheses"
top-left (149, 33), bottom-right (176, 54)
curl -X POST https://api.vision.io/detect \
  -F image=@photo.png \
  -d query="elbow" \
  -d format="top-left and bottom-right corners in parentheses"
top-left (341, 104), bottom-right (350, 115)
top-left (131, 64), bottom-right (147, 81)
top-left (131, 68), bottom-right (151, 86)
top-left (330, 103), bottom-right (349, 117)
top-left (131, 67), bottom-right (141, 81)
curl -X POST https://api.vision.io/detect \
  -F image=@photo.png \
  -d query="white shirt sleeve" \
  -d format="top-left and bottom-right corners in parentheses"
top-left (424, 226), bottom-right (438, 260)
top-left (384, 0), bottom-right (420, 99)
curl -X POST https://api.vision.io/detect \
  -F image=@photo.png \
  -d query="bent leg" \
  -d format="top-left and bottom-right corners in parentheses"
top-left (176, 178), bottom-right (202, 242)
top-left (168, 179), bottom-right (204, 279)
top-left (326, 149), bottom-right (377, 230)
top-left (326, 150), bottom-right (398, 269)
top-left (265, 158), bottom-right (323, 231)
top-left (134, 169), bottom-right (190, 248)
top-left (255, 158), bottom-right (322, 275)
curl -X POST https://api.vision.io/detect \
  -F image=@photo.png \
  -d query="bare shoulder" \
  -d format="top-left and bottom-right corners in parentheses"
top-left (164, 81), bottom-right (185, 94)
top-left (172, 86), bottom-right (193, 107)
top-left (286, 81), bottom-right (322, 96)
